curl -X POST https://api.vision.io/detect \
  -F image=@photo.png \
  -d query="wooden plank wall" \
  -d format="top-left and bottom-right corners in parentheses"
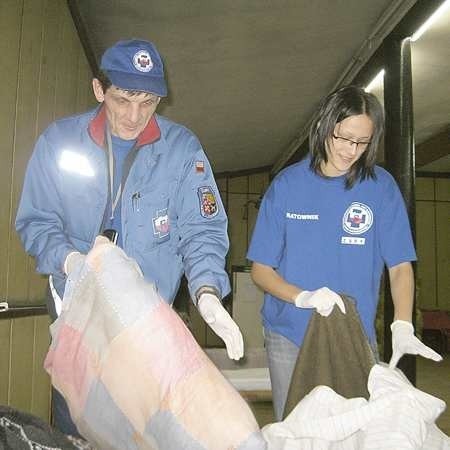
top-left (218, 172), bottom-right (270, 271)
top-left (0, 0), bottom-right (94, 420)
top-left (416, 177), bottom-right (450, 311)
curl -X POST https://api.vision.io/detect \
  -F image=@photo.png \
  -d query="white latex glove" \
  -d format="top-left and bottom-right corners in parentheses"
top-left (63, 251), bottom-right (86, 275)
top-left (389, 320), bottom-right (442, 369)
top-left (198, 293), bottom-right (244, 360)
top-left (94, 235), bottom-right (112, 246)
top-left (295, 287), bottom-right (346, 317)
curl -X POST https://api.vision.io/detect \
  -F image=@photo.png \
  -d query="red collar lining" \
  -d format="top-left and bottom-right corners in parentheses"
top-left (88, 105), bottom-right (161, 147)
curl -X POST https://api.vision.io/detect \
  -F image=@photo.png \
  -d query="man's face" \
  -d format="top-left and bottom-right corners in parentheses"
top-left (92, 79), bottom-right (160, 140)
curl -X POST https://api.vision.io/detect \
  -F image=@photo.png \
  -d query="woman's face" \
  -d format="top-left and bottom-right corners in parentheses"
top-left (322, 114), bottom-right (374, 177)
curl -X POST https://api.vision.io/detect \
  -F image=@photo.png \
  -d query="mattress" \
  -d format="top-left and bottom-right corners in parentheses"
top-left (222, 367), bottom-right (272, 392)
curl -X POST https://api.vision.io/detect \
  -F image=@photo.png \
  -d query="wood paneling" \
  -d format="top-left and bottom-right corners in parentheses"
top-left (228, 175), bottom-right (248, 193)
top-left (247, 193), bottom-right (261, 254)
top-left (436, 178), bottom-right (450, 202)
top-left (3, 0), bottom-right (94, 307)
top-left (0, 316), bottom-right (51, 421)
top-left (248, 172), bottom-right (269, 195)
top-left (0, 320), bottom-right (12, 403)
top-left (415, 177), bottom-right (449, 312)
top-left (436, 202), bottom-right (450, 310)
top-left (228, 193), bottom-right (249, 267)
top-left (8, 0), bottom-right (45, 304)
top-left (224, 172), bottom-right (269, 269)
top-left (55, 5), bottom-right (81, 119)
top-left (0, 0), bottom-right (92, 422)
top-left (416, 201), bottom-right (437, 309)
top-left (38, 0), bottom-right (61, 129)
top-left (0, 0), bottom-right (23, 300)
top-left (9, 316), bottom-right (36, 411)
top-left (415, 177), bottom-right (434, 201)
top-left (31, 315), bottom-right (52, 419)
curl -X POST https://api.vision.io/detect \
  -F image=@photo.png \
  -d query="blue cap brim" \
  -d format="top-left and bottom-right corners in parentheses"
top-left (105, 70), bottom-right (167, 97)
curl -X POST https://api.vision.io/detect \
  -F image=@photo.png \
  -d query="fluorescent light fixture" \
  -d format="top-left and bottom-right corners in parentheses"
top-left (411, 0), bottom-right (450, 42)
top-left (365, 69), bottom-right (385, 92)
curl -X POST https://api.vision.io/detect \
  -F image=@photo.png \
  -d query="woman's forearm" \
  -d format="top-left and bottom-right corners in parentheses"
top-left (250, 262), bottom-right (301, 303)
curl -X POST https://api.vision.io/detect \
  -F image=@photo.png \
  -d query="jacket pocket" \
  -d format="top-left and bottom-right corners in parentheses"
top-left (134, 193), bottom-right (171, 250)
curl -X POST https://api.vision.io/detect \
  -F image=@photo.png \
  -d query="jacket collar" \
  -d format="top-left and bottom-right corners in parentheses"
top-left (88, 105), bottom-right (161, 148)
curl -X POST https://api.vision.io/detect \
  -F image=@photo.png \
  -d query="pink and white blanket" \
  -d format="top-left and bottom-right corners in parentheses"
top-left (44, 239), bottom-right (266, 450)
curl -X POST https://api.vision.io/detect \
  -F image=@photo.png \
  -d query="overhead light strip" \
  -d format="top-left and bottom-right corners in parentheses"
top-left (365, 69), bottom-right (385, 92)
top-left (410, 0), bottom-right (450, 42)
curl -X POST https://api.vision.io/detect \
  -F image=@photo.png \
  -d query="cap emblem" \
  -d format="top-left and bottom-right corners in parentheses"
top-left (133, 50), bottom-right (153, 72)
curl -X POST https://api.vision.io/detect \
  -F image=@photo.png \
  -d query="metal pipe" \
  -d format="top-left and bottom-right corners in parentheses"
top-left (383, 36), bottom-right (416, 384)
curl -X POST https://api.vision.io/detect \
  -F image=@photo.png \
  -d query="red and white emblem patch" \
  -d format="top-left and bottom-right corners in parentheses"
top-left (198, 186), bottom-right (218, 218)
top-left (133, 50), bottom-right (153, 72)
top-left (195, 161), bottom-right (205, 173)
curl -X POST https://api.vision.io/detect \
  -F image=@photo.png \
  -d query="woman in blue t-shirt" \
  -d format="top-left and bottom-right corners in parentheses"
top-left (247, 85), bottom-right (442, 421)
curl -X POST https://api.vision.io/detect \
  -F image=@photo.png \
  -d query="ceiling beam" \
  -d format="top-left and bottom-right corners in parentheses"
top-left (215, 165), bottom-right (272, 180)
top-left (416, 128), bottom-right (450, 167)
top-left (67, 0), bottom-right (98, 75)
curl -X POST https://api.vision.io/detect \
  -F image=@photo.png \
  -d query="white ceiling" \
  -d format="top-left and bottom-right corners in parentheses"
top-left (74, 0), bottom-right (449, 174)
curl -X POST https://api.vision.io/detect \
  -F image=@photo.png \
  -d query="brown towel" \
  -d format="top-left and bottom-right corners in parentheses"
top-left (283, 296), bottom-right (376, 419)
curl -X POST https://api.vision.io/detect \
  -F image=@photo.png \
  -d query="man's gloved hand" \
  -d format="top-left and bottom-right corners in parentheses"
top-left (94, 235), bottom-right (112, 247)
top-left (63, 251), bottom-right (86, 275)
top-left (64, 237), bottom-right (114, 275)
top-left (389, 320), bottom-right (442, 369)
top-left (294, 287), bottom-right (346, 317)
top-left (197, 293), bottom-right (244, 360)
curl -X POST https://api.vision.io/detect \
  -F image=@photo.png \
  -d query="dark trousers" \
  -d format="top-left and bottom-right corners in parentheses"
top-left (52, 388), bottom-right (81, 437)
top-left (46, 285), bottom-right (81, 437)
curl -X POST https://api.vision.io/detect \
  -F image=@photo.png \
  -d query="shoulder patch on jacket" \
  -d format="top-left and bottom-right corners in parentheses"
top-left (198, 186), bottom-right (218, 218)
top-left (195, 160), bottom-right (205, 173)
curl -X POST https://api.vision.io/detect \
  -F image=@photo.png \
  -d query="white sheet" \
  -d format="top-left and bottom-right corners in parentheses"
top-left (262, 364), bottom-right (449, 450)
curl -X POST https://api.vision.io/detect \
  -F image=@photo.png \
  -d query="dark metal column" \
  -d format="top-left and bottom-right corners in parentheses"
top-left (383, 36), bottom-right (416, 383)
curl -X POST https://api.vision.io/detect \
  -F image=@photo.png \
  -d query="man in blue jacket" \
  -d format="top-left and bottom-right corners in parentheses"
top-left (16, 39), bottom-right (243, 435)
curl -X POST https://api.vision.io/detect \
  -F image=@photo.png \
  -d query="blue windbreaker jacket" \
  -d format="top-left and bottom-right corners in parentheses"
top-left (15, 106), bottom-right (230, 304)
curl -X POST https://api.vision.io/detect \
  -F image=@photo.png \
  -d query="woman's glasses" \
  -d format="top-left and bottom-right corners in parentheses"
top-left (332, 134), bottom-right (371, 150)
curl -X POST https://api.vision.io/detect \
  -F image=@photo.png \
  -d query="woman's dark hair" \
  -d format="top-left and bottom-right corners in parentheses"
top-left (309, 85), bottom-right (384, 189)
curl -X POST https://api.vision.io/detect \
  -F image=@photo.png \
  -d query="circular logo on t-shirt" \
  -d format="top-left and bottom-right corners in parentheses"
top-left (133, 50), bottom-right (153, 72)
top-left (342, 202), bottom-right (373, 235)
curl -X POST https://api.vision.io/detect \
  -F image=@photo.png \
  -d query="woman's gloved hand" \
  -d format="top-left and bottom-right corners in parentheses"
top-left (389, 320), bottom-right (442, 369)
top-left (198, 293), bottom-right (244, 360)
top-left (294, 287), bottom-right (346, 317)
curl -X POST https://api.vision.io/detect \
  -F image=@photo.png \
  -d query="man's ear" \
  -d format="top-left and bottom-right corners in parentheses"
top-left (92, 78), bottom-right (105, 103)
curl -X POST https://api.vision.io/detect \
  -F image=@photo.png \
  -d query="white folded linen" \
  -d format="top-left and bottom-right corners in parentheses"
top-left (262, 363), bottom-right (448, 450)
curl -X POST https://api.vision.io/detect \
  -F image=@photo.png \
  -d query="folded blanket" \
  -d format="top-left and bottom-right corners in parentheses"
top-left (44, 241), bottom-right (266, 450)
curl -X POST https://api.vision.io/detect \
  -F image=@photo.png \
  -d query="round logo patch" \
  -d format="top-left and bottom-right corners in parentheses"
top-left (133, 50), bottom-right (153, 72)
top-left (342, 202), bottom-right (373, 235)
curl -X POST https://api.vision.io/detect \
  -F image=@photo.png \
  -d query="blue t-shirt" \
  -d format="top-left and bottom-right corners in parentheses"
top-left (247, 157), bottom-right (416, 346)
top-left (104, 135), bottom-right (135, 247)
